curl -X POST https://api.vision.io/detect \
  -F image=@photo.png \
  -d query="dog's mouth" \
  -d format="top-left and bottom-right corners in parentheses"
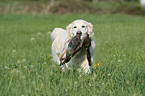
top-left (80, 33), bottom-right (88, 40)
top-left (75, 31), bottom-right (88, 40)
top-left (76, 31), bottom-right (82, 35)
top-left (60, 32), bottom-right (91, 66)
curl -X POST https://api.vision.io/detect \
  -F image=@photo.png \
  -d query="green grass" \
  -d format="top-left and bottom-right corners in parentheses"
top-left (0, 14), bottom-right (144, 96)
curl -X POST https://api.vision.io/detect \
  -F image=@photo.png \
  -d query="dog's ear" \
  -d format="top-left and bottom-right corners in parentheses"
top-left (66, 24), bottom-right (73, 37)
top-left (88, 22), bottom-right (94, 38)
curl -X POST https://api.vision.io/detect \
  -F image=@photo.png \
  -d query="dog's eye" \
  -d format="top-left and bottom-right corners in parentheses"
top-left (82, 26), bottom-right (85, 28)
top-left (73, 26), bottom-right (77, 28)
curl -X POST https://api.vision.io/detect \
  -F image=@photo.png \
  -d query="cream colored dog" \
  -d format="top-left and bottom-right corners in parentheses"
top-left (51, 20), bottom-right (95, 73)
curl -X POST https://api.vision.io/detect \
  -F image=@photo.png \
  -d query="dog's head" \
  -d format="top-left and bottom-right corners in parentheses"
top-left (67, 20), bottom-right (94, 39)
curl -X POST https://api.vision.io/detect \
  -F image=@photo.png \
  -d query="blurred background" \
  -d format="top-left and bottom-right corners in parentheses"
top-left (0, 0), bottom-right (145, 15)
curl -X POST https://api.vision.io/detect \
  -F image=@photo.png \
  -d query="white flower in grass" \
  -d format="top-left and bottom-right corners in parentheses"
top-left (31, 38), bottom-right (35, 41)
top-left (41, 83), bottom-right (44, 87)
top-left (12, 49), bottom-right (16, 53)
top-left (43, 62), bottom-right (47, 65)
top-left (10, 69), bottom-right (20, 74)
top-left (81, 86), bottom-right (83, 88)
top-left (21, 95), bottom-right (24, 96)
top-left (10, 69), bottom-right (15, 74)
top-left (22, 59), bottom-right (26, 62)
top-left (24, 66), bottom-right (27, 69)
top-left (77, 68), bottom-right (81, 73)
top-left (47, 31), bottom-right (51, 35)
top-left (126, 80), bottom-right (130, 85)
top-left (30, 65), bottom-right (33, 68)
top-left (16, 70), bottom-right (20, 73)
top-left (10, 69), bottom-right (16, 73)
top-left (94, 73), bottom-right (96, 77)
top-left (32, 81), bottom-right (35, 84)
top-left (50, 71), bottom-right (53, 75)
top-left (89, 83), bottom-right (92, 87)
top-left (102, 83), bottom-right (105, 85)
top-left (17, 60), bottom-right (21, 64)
top-left (5, 66), bottom-right (9, 69)
top-left (37, 32), bottom-right (42, 35)
top-left (52, 64), bottom-right (55, 67)
top-left (74, 81), bottom-right (78, 87)
top-left (107, 73), bottom-right (111, 76)
top-left (118, 60), bottom-right (121, 62)
top-left (93, 73), bottom-right (96, 80)
top-left (35, 88), bottom-right (39, 91)
top-left (21, 76), bottom-right (25, 79)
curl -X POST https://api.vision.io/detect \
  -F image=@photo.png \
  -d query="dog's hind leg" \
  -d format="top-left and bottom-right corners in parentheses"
top-left (52, 45), bottom-right (60, 64)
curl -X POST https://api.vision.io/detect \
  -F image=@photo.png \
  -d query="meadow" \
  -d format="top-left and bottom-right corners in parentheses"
top-left (0, 14), bottom-right (144, 96)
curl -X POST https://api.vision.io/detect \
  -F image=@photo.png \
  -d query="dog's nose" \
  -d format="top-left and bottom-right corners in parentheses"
top-left (76, 31), bottom-right (82, 35)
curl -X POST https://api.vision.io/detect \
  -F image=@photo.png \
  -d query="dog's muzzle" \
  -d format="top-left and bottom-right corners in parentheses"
top-left (76, 31), bottom-right (82, 35)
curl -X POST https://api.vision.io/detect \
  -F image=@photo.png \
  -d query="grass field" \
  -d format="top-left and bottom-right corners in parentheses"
top-left (0, 14), bottom-right (144, 96)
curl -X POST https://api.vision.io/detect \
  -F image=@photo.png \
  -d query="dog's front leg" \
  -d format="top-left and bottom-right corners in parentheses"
top-left (89, 40), bottom-right (96, 72)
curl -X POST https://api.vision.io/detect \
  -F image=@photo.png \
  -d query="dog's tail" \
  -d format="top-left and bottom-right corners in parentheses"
top-left (51, 28), bottom-right (67, 41)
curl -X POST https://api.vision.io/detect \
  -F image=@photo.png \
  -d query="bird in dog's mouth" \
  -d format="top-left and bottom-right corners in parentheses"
top-left (59, 31), bottom-right (92, 66)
